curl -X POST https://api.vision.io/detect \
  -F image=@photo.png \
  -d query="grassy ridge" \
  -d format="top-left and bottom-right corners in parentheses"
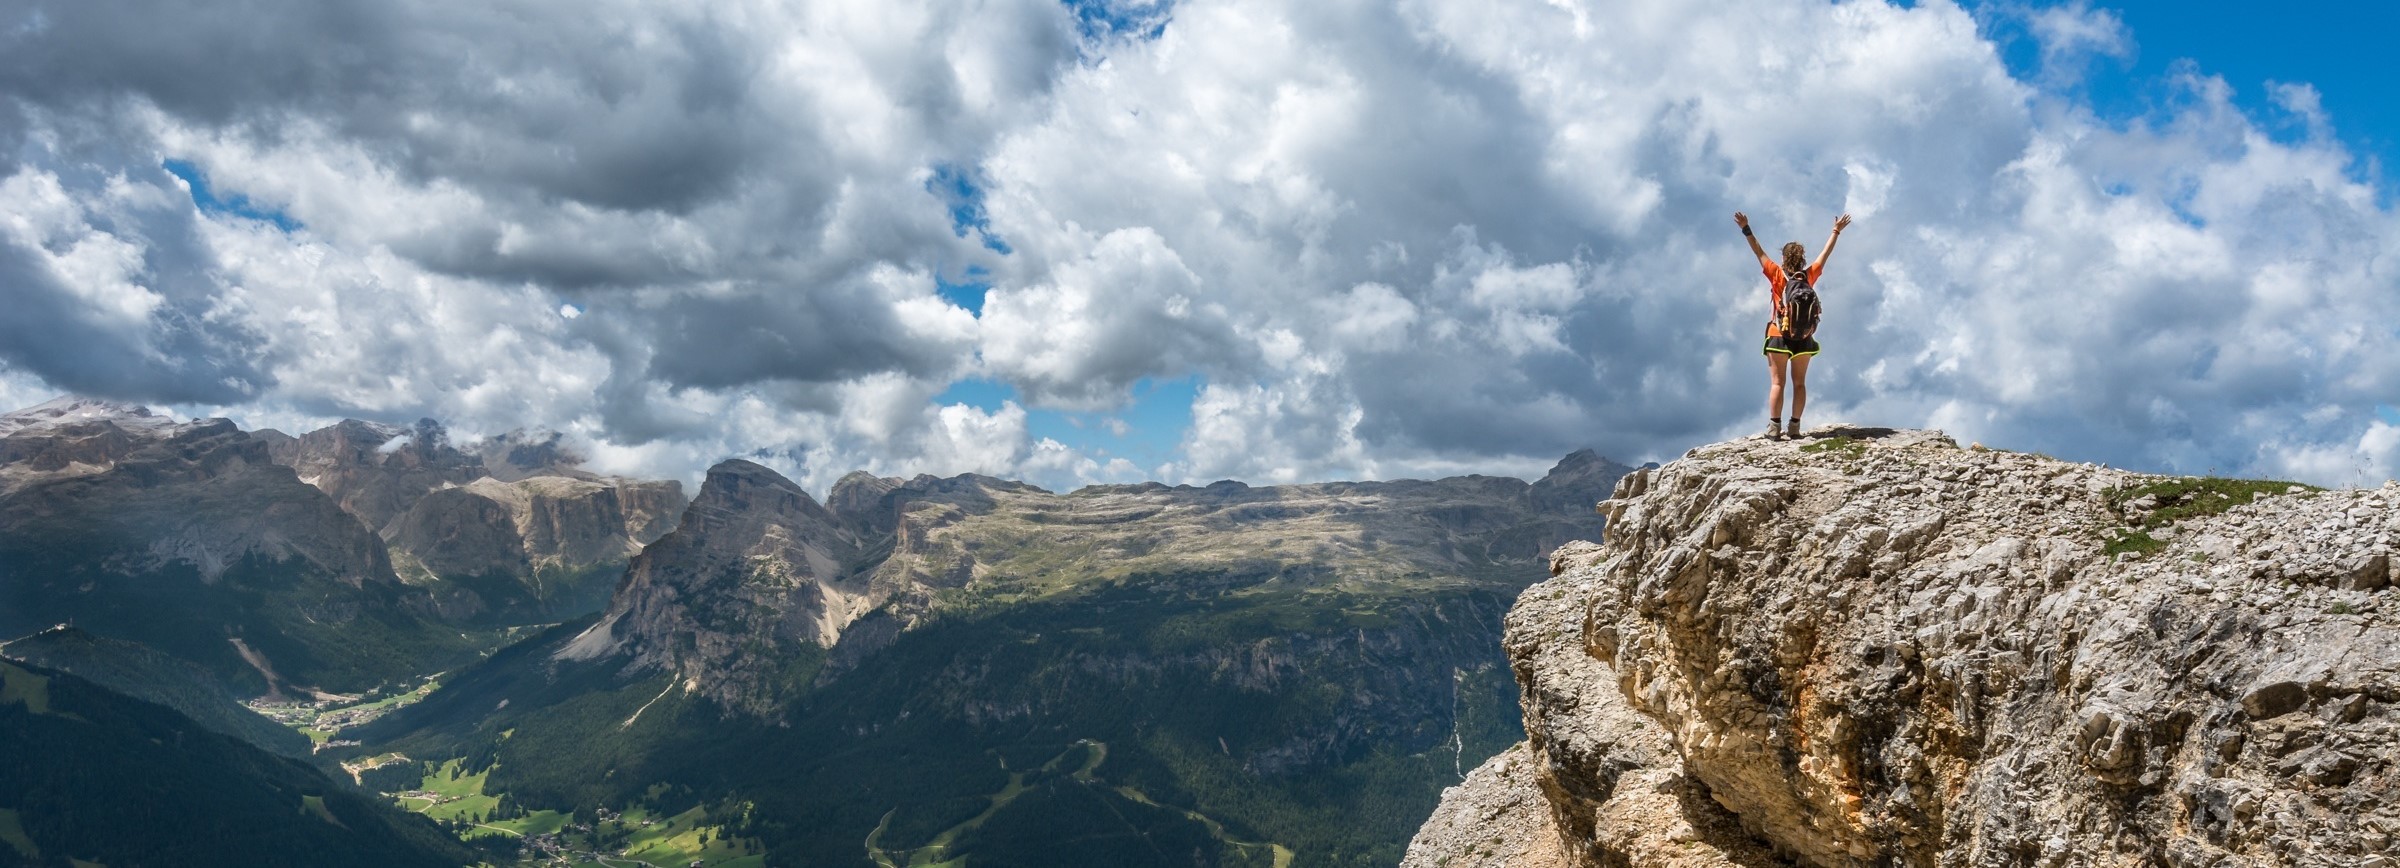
top-left (0, 660), bottom-right (469, 868)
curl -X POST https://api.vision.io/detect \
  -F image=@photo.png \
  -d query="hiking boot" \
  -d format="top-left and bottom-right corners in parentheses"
top-left (1786, 419), bottom-right (1804, 439)
top-left (1764, 420), bottom-right (1784, 441)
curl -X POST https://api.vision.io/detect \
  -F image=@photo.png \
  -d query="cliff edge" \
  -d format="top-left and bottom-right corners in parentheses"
top-left (1408, 428), bottom-right (2397, 868)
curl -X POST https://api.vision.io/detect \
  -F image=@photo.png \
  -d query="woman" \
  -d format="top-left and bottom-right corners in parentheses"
top-left (1734, 210), bottom-right (1850, 440)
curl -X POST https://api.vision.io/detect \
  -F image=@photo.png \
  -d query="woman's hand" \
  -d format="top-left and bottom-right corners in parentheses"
top-left (1833, 213), bottom-right (1852, 233)
top-left (1734, 211), bottom-right (1750, 229)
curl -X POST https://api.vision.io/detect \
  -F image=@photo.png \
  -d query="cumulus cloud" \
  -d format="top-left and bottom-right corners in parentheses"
top-left (0, 156), bottom-right (266, 403)
top-left (0, 0), bottom-right (2393, 493)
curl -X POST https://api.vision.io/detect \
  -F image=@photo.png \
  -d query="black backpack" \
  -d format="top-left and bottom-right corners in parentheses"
top-left (1781, 270), bottom-right (1820, 338)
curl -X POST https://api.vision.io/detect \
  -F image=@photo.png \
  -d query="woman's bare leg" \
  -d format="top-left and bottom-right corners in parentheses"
top-left (1789, 354), bottom-right (1812, 425)
top-left (1765, 353), bottom-right (1789, 420)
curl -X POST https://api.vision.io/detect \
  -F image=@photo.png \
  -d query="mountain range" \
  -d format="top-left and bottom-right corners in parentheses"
top-left (0, 397), bottom-right (681, 696)
top-left (0, 396), bottom-right (1627, 866)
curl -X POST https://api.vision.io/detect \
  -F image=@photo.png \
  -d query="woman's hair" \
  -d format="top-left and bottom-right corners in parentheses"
top-left (1780, 242), bottom-right (1808, 273)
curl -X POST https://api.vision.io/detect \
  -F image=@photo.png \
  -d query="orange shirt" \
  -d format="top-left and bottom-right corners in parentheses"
top-left (1762, 261), bottom-right (1823, 338)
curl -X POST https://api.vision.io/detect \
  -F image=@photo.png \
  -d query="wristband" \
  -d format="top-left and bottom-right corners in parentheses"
top-left (1740, 226), bottom-right (1753, 237)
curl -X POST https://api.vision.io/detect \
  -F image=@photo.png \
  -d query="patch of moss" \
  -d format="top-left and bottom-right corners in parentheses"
top-left (2102, 529), bottom-right (2165, 559)
top-left (2091, 475), bottom-right (2320, 560)
top-left (1800, 436), bottom-right (1866, 459)
top-left (2108, 477), bottom-right (2321, 530)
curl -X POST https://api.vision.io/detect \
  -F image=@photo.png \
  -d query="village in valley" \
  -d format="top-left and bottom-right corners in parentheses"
top-left (242, 677), bottom-right (763, 867)
top-left (245, 677), bottom-right (443, 751)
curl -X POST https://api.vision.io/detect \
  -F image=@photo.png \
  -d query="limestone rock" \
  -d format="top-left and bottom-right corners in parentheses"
top-left (1421, 428), bottom-right (2398, 867)
top-left (268, 417), bottom-right (685, 622)
top-left (264, 418), bottom-right (482, 532)
top-left (1403, 742), bottom-right (1575, 868)
top-left (1407, 541), bottom-right (1786, 868)
top-left (563, 459), bottom-right (872, 716)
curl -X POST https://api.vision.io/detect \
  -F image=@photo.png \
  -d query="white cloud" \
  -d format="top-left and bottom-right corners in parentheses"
top-left (0, 0), bottom-right (2393, 492)
top-left (977, 226), bottom-right (1233, 408)
top-left (0, 168), bottom-right (162, 324)
top-left (1320, 282), bottom-right (1418, 353)
top-left (2026, 2), bottom-right (2130, 84)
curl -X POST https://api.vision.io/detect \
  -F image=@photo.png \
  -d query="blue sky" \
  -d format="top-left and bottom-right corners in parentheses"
top-left (1974, 1), bottom-right (2393, 192)
top-left (161, 159), bottom-right (302, 232)
top-left (6, 0), bottom-right (2398, 492)
top-left (939, 376), bottom-right (1201, 473)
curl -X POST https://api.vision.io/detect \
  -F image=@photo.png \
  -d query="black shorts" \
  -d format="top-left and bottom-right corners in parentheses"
top-left (1763, 335), bottom-right (1820, 356)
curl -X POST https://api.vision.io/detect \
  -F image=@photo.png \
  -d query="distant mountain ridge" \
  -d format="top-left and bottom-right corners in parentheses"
top-left (567, 449), bottom-right (1630, 717)
top-left (259, 416), bottom-right (685, 624)
top-left (0, 398), bottom-right (471, 694)
top-left (0, 396), bottom-right (685, 696)
top-left (0, 394), bottom-right (1645, 865)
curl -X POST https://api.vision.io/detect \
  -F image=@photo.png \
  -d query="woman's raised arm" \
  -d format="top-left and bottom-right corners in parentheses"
top-left (1735, 211), bottom-right (1772, 270)
top-left (1812, 213), bottom-right (1852, 273)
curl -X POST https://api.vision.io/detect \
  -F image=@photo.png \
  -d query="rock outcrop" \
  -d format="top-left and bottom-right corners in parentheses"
top-left (1411, 428), bottom-right (2398, 867)
top-left (561, 459), bottom-right (872, 715)
top-left (263, 418), bottom-right (484, 532)
top-left (264, 416), bottom-right (684, 622)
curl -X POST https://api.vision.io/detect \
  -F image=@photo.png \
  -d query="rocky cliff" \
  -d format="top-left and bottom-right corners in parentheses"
top-left (264, 416), bottom-right (684, 622)
top-left (261, 418), bottom-right (484, 531)
top-left (560, 459), bottom-right (873, 714)
top-left (1409, 428), bottom-right (2397, 868)
top-left (0, 399), bottom-right (467, 693)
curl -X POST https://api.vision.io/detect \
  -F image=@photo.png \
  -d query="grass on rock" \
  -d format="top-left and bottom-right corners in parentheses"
top-left (2097, 475), bottom-right (2321, 560)
top-left (1799, 437), bottom-right (1867, 459)
top-left (2108, 477), bottom-right (2320, 529)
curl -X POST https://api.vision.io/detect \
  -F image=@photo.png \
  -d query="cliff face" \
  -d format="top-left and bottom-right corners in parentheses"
top-left (1410, 428), bottom-right (2398, 868)
top-left (561, 459), bottom-right (871, 715)
top-left (265, 418), bottom-right (483, 531)
top-left (266, 417), bottom-right (685, 622)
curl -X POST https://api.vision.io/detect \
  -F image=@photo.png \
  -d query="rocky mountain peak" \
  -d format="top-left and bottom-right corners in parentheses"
top-left (0, 396), bottom-right (178, 437)
top-left (471, 429), bottom-right (592, 482)
top-left (563, 459), bottom-right (866, 715)
top-left (1408, 428), bottom-right (2398, 867)
top-left (249, 414), bottom-right (685, 623)
top-left (268, 418), bottom-right (482, 530)
top-left (827, 470), bottom-right (905, 534)
top-left (685, 459), bottom-right (835, 527)
top-left (1527, 446), bottom-right (1635, 516)
top-left (0, 398), bottom-right (452, 693)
